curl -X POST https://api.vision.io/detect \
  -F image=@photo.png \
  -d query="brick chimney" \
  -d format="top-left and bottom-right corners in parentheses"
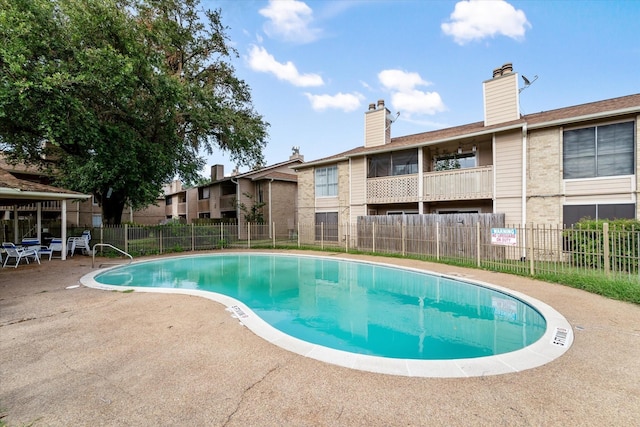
top-left (483, 62), bottom-right (520, 126)
top-left (364, 99), bottom-right (391, 147)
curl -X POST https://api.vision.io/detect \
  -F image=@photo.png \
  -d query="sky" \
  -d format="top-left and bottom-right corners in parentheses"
top-left (200, 0), bottom-right (640, 177)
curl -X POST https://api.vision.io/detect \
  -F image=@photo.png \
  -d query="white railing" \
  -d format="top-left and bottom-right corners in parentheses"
top-left (423, 166), bottom-right (493, 201)
top-left (366, 167), bottom-right (493, 204)
top-left (367, 174), bottom-right (419, 203)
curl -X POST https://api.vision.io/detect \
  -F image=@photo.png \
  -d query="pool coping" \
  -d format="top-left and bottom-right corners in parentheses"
top-left (79, 252), bottom-right (574, 378)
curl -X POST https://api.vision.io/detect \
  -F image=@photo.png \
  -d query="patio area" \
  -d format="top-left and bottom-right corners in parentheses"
top-left (1, 250), bottom-right (638, 426)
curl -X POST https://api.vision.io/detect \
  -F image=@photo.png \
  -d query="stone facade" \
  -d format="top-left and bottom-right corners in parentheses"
top-left (526, 127), bottom-right (563, 225)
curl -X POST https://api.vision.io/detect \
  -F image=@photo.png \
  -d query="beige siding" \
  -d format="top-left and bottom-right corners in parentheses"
top-left (496, 197), bottom-right (524, 226)
top-left (565, 193), bottom-right (634, 203)
top-left (337, 162), bottom-right (350, 225)
top-left (495, 130), bottom-right (523, 197)
top-left (483, 73), bottom-right (519, 126)
top-left (494, 130), bottom-right (523, 224)
top-left (350, 157), bottom-right (366, 205)
top-left (364, 108), bottom-right (386, 147)
top-left (565, 176), bottom-right (634, 197)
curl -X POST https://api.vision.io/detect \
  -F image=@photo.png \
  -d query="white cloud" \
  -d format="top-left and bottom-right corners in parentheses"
top-left (259, 0), bottom-right (321, 43)
top-left (247, 45), bottom-right (324, 87)
top-left (441, 0), bottom-right (531, 45)
top-left (304, 92), bottom-right (364, 112)
top-left (378, 70), bottom-right (432, 93)
top-left (377, 69), bottom-right (446, 117)
top-left (391, 91), bottom-right (446, 116)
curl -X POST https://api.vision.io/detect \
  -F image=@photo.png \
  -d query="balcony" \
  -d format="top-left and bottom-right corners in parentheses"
top-left (366, 166), bottom-right (493, 204)
top-left (220, 194), bottom-right (236, 211)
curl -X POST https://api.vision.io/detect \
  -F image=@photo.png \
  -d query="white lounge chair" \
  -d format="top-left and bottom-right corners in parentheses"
top-left (39, 238), bottom-right (64, 260)
top-left (68, 231), bottom-right (91, 256)
top-left (2, 242), bottom-right (40, 268)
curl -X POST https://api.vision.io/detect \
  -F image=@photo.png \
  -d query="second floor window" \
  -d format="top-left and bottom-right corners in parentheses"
top-left (198, 187), bottom-right (210, 200)
top-left (434, 152), bottom-right (476, 171)
top-left (368, 149), bottom-right (418, 178)
top-left (563, 121), bottom-right (634, 179)
top-left (315, 166), bottom-right (338, 197)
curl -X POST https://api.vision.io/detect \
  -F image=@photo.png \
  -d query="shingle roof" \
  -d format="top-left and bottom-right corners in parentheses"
top-left (0, 167), bottom-right (89, 206)
top-left (294, 93), bottom-right (640, 169)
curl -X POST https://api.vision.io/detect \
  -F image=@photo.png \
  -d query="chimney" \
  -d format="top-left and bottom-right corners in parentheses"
top-left (210, 164), bottom-right (224, 181)
top-left (364, 99), bottom-right (391, 148)
top-left (290, 146), bottom-right (304, 161)
top-left (483, 62), bottom-right (520, 126)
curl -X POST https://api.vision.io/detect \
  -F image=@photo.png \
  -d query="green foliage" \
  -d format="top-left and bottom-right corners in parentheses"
top-left (564, 219), bottom-right (640, 273)
top-left (238, 192), bottom-right (265, 224)
top-left (0, 0), bottom-right (268, 224)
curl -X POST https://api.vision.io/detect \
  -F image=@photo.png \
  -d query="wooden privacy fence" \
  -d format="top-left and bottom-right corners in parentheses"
top-left (62, 217), bottom-right (640, 281)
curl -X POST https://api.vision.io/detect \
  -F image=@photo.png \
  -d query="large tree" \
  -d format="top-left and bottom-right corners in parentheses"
top-left (0, 0), bottom-right (268, 224)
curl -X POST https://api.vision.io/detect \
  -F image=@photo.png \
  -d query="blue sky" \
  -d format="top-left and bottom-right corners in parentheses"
top-left (201, 0), bottom-right (640, 177)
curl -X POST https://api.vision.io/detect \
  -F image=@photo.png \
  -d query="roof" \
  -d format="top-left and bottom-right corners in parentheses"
top-left (294, 93), bottom-right (640, 169)
top-left (200, 157), bottom-right (303, 188)
top-left (0, 167), bottom-right (90, 206)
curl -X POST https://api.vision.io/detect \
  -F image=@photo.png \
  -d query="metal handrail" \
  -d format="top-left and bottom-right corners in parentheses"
top-left (92, 243), bottom-right (133, 268)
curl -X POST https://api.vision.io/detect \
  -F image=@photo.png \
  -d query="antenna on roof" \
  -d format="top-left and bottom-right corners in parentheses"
top-left (385, 111), bottom-right (400, 130)
top-left (519, 74), bottom-right (538, 93)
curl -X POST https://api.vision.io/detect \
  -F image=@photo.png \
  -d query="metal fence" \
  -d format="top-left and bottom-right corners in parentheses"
top-left (46, 219), bottom-right (639, 283)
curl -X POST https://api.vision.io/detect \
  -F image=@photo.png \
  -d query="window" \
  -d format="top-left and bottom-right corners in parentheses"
top-left (198, 212), bottom-right (211, 219)
top-left (165, 196), bottom-right (173, 205)
top-left (367, 149), bottom-right (418, 178)
top-left (434, 152), bottom-right (476, 171)
top-left (257, 182), bottom-right (264, 203)
top-left (92, 214), bottom-right (102, 227)
top-left (563, 203), bottom-right (635, 227)
top-left (315, 212), bottom-right (338, 241)
top-left (198, 187), bottom-right (210, 200)
top-left (315, 166), bottom-right (338, 197)
top-left (563, 121), bottom-right (634, 179)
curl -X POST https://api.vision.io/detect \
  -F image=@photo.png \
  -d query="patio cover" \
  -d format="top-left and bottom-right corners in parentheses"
top-left (0, 168), bottom-right (91, 260)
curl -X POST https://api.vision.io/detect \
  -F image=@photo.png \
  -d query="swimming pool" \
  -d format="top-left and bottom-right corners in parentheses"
top-left (81, 252), bottom-right (573, 377)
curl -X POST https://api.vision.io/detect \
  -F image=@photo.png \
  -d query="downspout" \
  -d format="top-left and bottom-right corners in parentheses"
top-left (231, 177), bottom-right (240, 238)
top-left (268, 178), bottom-right (274, 237)
top-left (522, 123), bottom-right (528, 259)
top-left (522, 123), bottom-right (527, 226)
top-left (417, 148), bottom-right (424, 214)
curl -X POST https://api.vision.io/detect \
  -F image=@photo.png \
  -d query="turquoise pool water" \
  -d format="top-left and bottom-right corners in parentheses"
top-left (94, 253), bottom-right (547, 360)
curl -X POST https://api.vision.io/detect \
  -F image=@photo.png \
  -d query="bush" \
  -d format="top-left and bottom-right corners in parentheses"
top-left (564, 219), bottom-right (640, 273)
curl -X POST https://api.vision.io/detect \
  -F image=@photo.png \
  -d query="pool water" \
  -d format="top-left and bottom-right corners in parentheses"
top-left (94, 253), bottom-right (547, 361)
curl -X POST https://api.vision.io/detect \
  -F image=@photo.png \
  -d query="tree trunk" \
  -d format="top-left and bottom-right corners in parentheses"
top-left (101, 192), bottom-right (127, 225)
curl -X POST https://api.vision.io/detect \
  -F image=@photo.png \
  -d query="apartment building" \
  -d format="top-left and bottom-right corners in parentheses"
top-left (192, 150), bottom-right (304, 232)
top-left (293, 63), bottom-right (640, 241)
top-left (0, 158), bottom-right (166, 227)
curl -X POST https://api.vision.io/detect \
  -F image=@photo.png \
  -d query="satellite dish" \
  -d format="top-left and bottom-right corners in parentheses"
top-left (519, 75), bottom-right (538, 93)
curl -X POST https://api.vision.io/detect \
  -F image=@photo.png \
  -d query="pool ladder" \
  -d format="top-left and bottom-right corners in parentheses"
top-left (91, 243), bottom-right (133, 268)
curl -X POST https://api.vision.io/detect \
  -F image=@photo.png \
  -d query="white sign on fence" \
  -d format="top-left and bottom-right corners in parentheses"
top-left (491, 228), bottom-right (517, 246)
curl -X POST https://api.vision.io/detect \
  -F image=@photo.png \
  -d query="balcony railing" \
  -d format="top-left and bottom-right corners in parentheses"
top-left (220, 194), bottom-right (236, 211)
top-left (423, 166), bottom-right (493, 201)
top-left (366, 166), bottom-right (493, 204)
top-left (367, 174), bottom-right (419, 203)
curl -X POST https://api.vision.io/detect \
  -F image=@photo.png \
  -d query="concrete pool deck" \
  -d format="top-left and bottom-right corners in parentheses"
top-left (1, 250), bottom-right (639, 426)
